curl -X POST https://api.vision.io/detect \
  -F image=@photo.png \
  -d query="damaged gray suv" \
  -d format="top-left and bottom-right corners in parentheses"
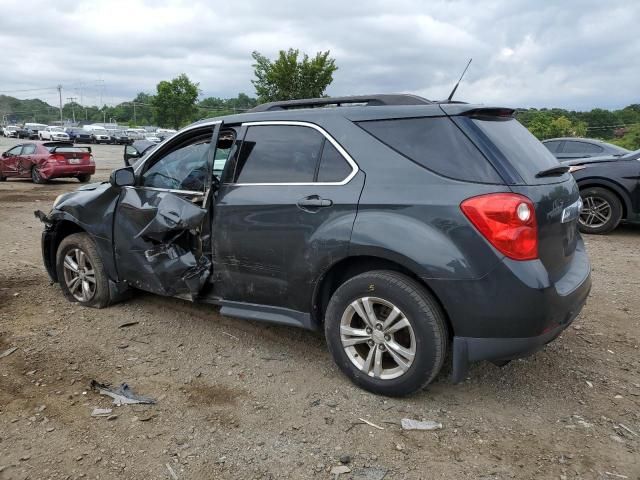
top-left (37, 95), bottom-right (591, 396)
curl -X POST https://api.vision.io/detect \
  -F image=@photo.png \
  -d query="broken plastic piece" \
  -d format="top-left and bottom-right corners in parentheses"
top-left (91, 407), bottom-right (113, 417)
top-left (90, 380), bottom-right (156, 406)
top-left (400, 418), bottom-right (443, 430)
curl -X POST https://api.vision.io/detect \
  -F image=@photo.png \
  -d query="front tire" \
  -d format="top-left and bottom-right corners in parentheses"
top-left (56, 233), bottom-right (110, 308)
top-left (325, 270), bottom-right (448, 396)
top-left (578, 187), bottom-right (623, 234)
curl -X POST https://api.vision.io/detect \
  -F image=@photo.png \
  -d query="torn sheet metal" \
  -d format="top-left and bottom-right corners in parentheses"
top-left (114, 189), bottom-right (210, 298)
top-left (90, 380), bottom-right (156, 406)
top-left (135, 191), bottom-right (205, 242)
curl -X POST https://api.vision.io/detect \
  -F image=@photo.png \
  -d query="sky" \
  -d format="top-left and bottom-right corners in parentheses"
top-left (0, 0), bottom-right (638, 111)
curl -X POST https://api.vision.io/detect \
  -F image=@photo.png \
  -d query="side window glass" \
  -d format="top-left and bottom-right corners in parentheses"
top-left (142, 139), bottom-right (211, 191)
top-left (235, 125), bottom-right (324, 183)
top-left (22, 144), bottom-right (36, 155)
top-left (317, 141), bottom-right (352, 182)
top-left (7, 145), bottom-right (22, 156)
top-left (544, 141), bottom-right (561, 153)
top-left (564, 141), bottom-right (602, 154)
top-left (213, 131), bottom-right (235, 177)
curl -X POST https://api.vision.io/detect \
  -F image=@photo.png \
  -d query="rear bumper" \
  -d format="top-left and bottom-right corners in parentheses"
top-left (428, 237), bottom-right (591, 382)
top-left (450, 287), bottom-right (588, 382)
top-left (40, 163), bottom-right (95, 179)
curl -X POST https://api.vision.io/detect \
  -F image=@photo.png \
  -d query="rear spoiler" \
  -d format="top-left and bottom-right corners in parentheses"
top-left (439, 104), bottom-right (515, 118)
top-left (48, 144), bottom-right (92, 154)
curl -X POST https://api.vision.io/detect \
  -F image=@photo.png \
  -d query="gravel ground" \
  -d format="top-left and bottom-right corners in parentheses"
top-left (0, 136), bottom-right (639, 480)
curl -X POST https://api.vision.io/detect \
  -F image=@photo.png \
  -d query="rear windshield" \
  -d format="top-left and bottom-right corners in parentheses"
top-left (470, 117), bottom-right (562, 183)
top-left (357, 116), bottom-right (502, 183)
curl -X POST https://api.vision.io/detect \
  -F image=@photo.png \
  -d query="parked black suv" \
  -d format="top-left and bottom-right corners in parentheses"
top-left (36, 95), bottom-right (591, 396)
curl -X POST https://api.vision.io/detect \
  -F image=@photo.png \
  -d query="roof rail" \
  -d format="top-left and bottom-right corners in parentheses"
top-left (248, 94), bottom-right (433, 112)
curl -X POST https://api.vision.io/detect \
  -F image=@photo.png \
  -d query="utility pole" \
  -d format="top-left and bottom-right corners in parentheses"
top-left (57, 85), bottom-right (63, 124)
top-left (133, 102), bottom-right (137, 125)
top-left (67, 97), bottom-right (77, 123)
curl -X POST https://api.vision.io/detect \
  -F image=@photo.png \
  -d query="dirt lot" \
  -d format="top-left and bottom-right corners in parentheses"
top-left (0, 137), bottom-right (639, 480)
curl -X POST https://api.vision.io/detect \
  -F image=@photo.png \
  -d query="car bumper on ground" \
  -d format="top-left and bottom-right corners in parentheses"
top-left (39, 164), bottom-right (95, 179)
top-left (428, 238), bottom-right (592, 383)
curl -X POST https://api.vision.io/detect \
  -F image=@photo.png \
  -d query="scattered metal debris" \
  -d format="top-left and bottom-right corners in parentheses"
top-left (401, 418), bottom-right (443, 431)
top-left (222, 332), bottom-right (239, 341)
top-left (0, 346), bottom-right (18, 359)
top-left (90, 380), bottom-right (155, 406)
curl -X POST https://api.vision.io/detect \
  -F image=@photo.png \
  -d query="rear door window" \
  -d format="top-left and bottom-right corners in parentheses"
top-left (357, 116), bottom-right (502, 183)
top-left (235, 125), bottom-right (324, 183)
top-left (317, 142), bottom-right (352, 182)
top-left (563, 141), bottom-right (603, 155)
top-left (470, 117), bottom-right (561, 184)
top-left (21, 144), bottom-right (36, 155)
top-left (543, 140), bottom-right (562, 153)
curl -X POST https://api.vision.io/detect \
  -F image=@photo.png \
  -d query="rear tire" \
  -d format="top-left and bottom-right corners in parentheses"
top-left (56, 233), bottom-right (110, 308)
top-left (578, 187), bottom-right (623, 234)
top-left (31, 166), bottom-right (47, 184)
top-left (324, 270), bottom-right (448, 396)
top-left (77, 174), bottom-right (91, 183)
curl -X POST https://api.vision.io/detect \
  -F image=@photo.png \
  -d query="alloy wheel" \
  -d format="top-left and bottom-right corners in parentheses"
top-left (340, 296), bottom-right (416, 380)
top-left (63, 248), bottom-right (97, 302)
top-left (579, 195), bottom-right (612, 228)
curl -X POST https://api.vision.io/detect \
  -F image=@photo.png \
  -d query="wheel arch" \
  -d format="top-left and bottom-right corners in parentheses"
top-left (311, 254), bottom-right (454, 337)
top-left (576, 178), bottom-right (631, 219)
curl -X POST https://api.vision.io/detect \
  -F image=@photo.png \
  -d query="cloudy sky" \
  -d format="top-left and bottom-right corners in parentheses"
top-left (1, 0), bottom-right (638, 110)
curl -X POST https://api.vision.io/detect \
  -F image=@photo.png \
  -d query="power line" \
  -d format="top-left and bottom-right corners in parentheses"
top-left (0, 86), bottom-right (58, 94)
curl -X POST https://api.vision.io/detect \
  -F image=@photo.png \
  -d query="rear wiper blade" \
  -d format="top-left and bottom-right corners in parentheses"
top-left (536, 165), bottom-right (570, 178)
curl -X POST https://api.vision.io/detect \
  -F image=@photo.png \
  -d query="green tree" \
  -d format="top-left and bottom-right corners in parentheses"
top-left (153, 74), bottom-right (200, 128)
top-left (612, 124), bottom-right (640, 150)
top-left (251, 49), bottom-right (338, 102)
top-left (527, 112), bottom-right (554, 139)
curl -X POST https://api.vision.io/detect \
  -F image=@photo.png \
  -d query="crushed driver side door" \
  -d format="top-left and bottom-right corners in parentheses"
top-left (112, 123), bottom-right (221, 299)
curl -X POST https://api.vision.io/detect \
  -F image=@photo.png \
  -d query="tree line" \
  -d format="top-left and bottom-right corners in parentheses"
top-left (1, 48), bottom-right (638, 150)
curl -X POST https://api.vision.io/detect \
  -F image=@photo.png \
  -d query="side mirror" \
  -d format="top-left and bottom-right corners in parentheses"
top-left (110, 166), bottom-right (136, 188)
top-left (1, 152), bottom-right (7, 158)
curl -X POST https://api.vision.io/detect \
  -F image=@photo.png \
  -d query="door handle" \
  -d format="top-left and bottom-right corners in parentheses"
top-left (297, 195), bottom-right (333, 210)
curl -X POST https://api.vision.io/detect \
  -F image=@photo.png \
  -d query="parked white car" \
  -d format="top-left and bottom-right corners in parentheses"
top-left (126, 128), bottom-right (146, 140)
top-left (144, 132), bottom-right (162, 143)
top-left (39, 126), bottom-right (70, 141)
top-left (2, 125), bottom-right (19, 137)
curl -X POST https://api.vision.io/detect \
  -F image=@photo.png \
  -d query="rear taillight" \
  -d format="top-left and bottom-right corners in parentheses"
top-left (460, 193), bottom-right (538, 261)
top-left (48, 154), bottom-right (66, 164)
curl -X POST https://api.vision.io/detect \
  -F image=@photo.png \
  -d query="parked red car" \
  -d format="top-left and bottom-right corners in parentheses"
top-left (0, 142), bottom-right (95, 183)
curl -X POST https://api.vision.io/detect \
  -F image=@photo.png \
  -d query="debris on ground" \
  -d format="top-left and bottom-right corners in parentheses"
top-left (358, 417), bottom-right (384, 430)
top-left (401, 418), bottom-right (443, 431)
top-left (166, 463), bottom-right (179, 480)
top-left (118, 321), bottom-right (139, 328)
top-left (331, 465), bottom-right (351, 476)
top-left (339, 455), bottom-right (351, 464)
top-left (91, 407), bottom-right (113, 417)
top-left (351, 467), bottom-right (388, 480)
top-left (90, 380), bottom-right (155, 405)
top-left (0, 346), bottom-right (18, 359)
